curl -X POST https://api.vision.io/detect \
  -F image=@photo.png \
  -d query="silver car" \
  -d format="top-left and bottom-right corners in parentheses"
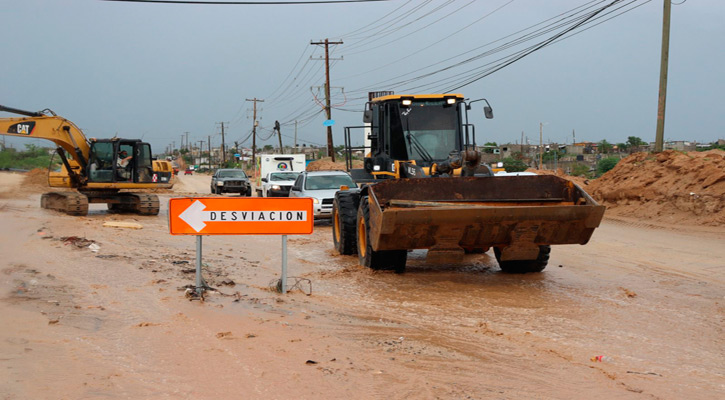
top-left (289, 170), bottom-right (357, 219)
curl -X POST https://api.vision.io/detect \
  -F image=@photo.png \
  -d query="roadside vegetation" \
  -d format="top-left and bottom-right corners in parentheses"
top-left (0, 145), bottom-right (57, 170)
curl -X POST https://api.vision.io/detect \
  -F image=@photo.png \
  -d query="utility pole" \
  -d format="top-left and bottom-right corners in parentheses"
top-left (654, 0), bottom-right (672, 153)
top-left (572, 129), bottom-right (576, 145)
top-left (246, 98), bottom-right (264, 171)
top-left (198, 140), bottom-right (204, 166)
top-left (539, 122), bottom-right (544, 170)
top-left (311, 39), bottom-right (343, 161)
top-left (294, 120), bottom-right (298, 153)
top-left (185, 132), bottom-right (190, 152)
top-left (216, 123), bottom-right (228, 166)
top-left (520, 131), bottom-right (524, 154)
top-left (208, 136), bottom-right (212, 167)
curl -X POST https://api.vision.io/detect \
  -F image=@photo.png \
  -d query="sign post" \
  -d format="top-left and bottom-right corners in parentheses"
top-left (169, 197), bottom-right (314, 296)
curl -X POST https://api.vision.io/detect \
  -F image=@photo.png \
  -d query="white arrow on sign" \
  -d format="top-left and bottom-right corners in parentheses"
top-left (179, 200), bottom-right (308, 233)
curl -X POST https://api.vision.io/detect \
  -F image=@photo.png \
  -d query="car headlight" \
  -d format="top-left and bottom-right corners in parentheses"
top-left (216, 181), bottom-right (224, 186)
top-left (271, 185), bottom-right (281, 190)
top-left (312, 198), bottom-right (319, 204)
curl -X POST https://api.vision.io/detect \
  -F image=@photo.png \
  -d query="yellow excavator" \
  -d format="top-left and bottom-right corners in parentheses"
top-left (0, 105), bottom-right (174, 215)
top-left (332, 93), bottom-right (605, 273)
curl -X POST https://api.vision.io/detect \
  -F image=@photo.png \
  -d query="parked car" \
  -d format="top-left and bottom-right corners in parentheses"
top-left (289, 170), bottom-right (356, 218)
top-left (184, 168), bottom-right (193, 175)
top-left (259, 171), bottom-right (301, 197)
top-left (211, 169), bottom-right (251, 196)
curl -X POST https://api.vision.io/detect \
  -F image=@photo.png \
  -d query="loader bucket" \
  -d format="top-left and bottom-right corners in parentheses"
top-left (365, 175), bottom-right (605, 262)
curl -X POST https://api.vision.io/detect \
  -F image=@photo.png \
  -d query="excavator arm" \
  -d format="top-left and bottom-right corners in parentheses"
top-left (0, 105), bottom-right (90, 179)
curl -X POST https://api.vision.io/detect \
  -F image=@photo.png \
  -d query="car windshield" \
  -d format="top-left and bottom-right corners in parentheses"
top-left (304, 174), bottom-right (356, 190)
top-left (270, 172), bottom-right (299, 181)
top-left (218, 170), bottom-right (247, 178)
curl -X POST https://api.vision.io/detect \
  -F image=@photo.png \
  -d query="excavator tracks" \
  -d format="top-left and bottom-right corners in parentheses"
top-left (40, 192), bottom-right (160, 216)
top-left (106, 193), bottom-right (160, 215)
top-left (40, 192), bottom-right (89, 216)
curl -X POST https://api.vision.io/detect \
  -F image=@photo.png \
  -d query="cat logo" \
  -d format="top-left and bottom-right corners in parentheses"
top-left (9, 121), bottom-right (35, 135)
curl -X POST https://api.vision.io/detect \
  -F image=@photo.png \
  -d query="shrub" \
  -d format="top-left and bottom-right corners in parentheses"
top-left (502, 157), bottom-right (528, 172)
top-left (597, 157), bottom-right (620, 175)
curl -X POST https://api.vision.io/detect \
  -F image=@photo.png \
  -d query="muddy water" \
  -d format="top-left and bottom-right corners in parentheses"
top-left (1, 172), bottom-right (723, 399)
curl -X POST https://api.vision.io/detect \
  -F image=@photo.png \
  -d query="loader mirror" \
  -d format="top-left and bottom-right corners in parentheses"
top-left (484, 106), bottom-right (494, 119)
top-left (363, 110), bottom-right (373, 123)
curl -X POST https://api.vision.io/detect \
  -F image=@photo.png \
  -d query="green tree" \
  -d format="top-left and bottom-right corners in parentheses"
top-left (502, 157), bottom-right (528, 172)
top-left (627, 136), bottom-right (645, 147)
top-left (597, 140), bottom-right (613, 154)
top-left (597, 156), bottom-right (620, 175)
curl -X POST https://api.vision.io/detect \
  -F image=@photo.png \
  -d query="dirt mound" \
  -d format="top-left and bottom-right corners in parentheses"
top-left (306, 157), bottom-right (362, 172)
top-left (20, 168), bottom-right (51, 194)
top-left (587, 150), bottom-right (725, 226)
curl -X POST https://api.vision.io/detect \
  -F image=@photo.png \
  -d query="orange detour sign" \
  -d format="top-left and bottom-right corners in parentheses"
top-left (169, 197), bottom-right (314, 235)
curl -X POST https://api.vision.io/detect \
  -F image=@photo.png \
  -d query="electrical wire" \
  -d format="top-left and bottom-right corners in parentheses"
top-left (103, 0), bottom-right (394, 5)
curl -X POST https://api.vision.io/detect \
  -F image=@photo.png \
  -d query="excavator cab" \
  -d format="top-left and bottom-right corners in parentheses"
top-left (87, 139), bottom-right (154, 183)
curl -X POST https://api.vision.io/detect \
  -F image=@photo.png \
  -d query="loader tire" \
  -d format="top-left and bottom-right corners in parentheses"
top-left (357, 196), bottom-right (407, 273)
top-left (332, 191), bottom-right (360, 255)
top-left (494, 245), bottom-right (550, 273)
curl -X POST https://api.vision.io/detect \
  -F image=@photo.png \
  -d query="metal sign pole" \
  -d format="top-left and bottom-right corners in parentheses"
top-left (281, 235), bottom-right (288, 294)
top-left (196, 235), bottom-right (203, 296)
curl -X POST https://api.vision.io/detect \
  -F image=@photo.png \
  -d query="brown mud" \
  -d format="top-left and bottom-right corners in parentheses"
top-left (0, 164), bottom-right (724, 399)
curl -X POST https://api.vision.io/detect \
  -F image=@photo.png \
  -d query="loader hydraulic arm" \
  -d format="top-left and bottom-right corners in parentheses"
top-left (0, 105), bottom-right (90, 175)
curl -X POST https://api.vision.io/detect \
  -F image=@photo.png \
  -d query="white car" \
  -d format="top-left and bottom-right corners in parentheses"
top-left (259, 171), bottom-right (301, 197)
top-left (289, 170), bottom-right (357, 219)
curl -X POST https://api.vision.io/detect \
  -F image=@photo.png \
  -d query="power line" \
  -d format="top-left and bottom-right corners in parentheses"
top-left (103, 0), bottom-right (394, 5)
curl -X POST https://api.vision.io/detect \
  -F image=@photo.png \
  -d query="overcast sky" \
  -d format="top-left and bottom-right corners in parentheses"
top-left (2, 0), bottom-right (723, 154)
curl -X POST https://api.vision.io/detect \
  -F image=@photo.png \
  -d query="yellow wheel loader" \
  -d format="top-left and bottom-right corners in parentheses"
top-left (1, 105), bottom-right (174, 216)
top-left (332, 93), bottom-right (605, 273)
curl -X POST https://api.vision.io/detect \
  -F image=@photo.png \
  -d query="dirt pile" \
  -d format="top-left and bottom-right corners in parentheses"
top-left (306, 157), bottom-right (362, 172)
top-left (19, 168), bottom-right (51, 194)
top-left (587, 150), bottom-right (725, 226)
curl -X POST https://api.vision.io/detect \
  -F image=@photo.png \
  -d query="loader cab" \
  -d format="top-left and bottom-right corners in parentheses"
top-left (366, 94), bottom-right (464, 168)
top-left (87, 139), bottom-right (154, 183)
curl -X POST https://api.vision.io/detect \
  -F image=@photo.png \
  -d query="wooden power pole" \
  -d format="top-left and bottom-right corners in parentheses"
top-left (654, 0), bottom-right (672, 153)
top-left (217, 122), bottom-right (228, 166)
top-left (246, 98), bottom-right (264, 171)
top-left (311, 39), bottom-right (343, 161)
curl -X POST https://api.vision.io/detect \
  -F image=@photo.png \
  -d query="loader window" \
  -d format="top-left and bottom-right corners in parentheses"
top-left (392, 100), bottom-right (461, 164)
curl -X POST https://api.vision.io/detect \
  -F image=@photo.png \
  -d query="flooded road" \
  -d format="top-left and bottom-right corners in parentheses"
top-left (1, 172), bottom-right (723, 399)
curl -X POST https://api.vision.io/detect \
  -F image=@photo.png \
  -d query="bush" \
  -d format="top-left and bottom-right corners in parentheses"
top-left (502, 157), bottom-right (529, 172)
top-left (571, 163), bottom-right (589, 176)
top-left (597, 157), bottom-right (620, 175)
